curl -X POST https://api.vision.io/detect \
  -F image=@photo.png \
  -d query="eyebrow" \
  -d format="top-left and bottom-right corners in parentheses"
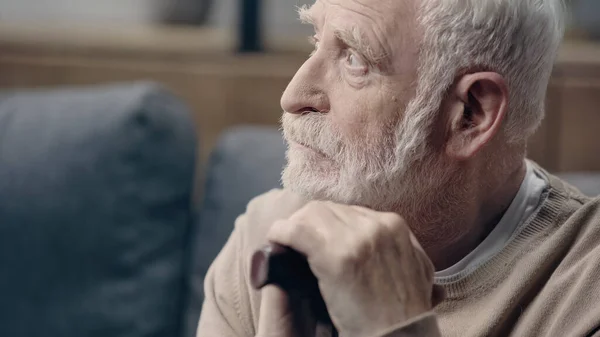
top-left (297, 5), bottom-right (390, 71)
top-left (333, 26), bottom-right (389, 68)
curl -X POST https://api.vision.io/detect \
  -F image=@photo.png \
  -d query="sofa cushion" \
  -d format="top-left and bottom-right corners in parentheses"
top-left (185, 125), bottom-right (286, 337)
top-left (0, 83), bottom-right (197, 337)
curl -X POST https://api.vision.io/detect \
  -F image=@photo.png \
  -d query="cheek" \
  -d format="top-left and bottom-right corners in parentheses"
top-left (327, 73), bottom-right (405, 145)
top-left (334, 96), bottom-right (400, 146)
top-left (329, 91), bottom-right (377, 137)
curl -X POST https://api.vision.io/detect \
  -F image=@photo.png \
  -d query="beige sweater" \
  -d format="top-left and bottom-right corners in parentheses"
top-left (197, 170), bottom-right (600, 337)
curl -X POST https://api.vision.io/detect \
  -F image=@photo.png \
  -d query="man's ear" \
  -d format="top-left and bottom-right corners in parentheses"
top-left (445, 72), bottom-right (508, 160)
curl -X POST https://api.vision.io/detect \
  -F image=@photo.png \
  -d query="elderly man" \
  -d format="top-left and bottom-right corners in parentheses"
top-left (198, 0), bottom-right (600, 336)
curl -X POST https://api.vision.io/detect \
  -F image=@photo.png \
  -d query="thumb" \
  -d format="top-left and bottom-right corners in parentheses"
top-left (257, 285), bottom-right (317, 337)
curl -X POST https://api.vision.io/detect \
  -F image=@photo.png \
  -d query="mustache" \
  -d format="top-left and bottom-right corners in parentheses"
top-left (280, 112), bottom-right (344, 158)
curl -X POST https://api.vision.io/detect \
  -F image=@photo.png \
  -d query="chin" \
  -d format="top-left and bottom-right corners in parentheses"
top-left (282, 148), bottom-right (449, 215)
top-left (282, 150), bottom-right (400, 209)
top-left (282, 149), bottom-right (341, 201)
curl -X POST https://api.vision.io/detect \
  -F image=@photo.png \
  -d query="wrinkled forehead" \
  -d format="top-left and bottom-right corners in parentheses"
top-left (306, 0), bottom-right (420, 72)
top-left (306, 0), bottom-right (417, 33)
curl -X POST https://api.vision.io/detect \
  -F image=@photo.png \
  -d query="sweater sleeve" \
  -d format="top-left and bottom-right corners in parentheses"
top-left (196, 223), bottom-right (252, 337)
top-left (373, 312), bottom-right (441, 337)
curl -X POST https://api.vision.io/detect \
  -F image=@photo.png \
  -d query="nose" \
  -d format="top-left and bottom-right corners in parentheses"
top-left (280, 56), bottom-right (330, 115)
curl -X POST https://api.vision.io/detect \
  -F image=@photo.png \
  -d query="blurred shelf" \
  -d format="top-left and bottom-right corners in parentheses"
top-left (529, 38), bottom-right (600, 172)
top-left (0, 23), bottom-right (309, 162)
top-left (0, 22), bottom-right (234, 57)
top-left (557, 39), bottom-right (600, 80)
top-left (0, 22), bottom-right (311, 77)
top-left (1, 22), bottom-right (600, 171)
top-left (560, 40), bottom-right (600, 64)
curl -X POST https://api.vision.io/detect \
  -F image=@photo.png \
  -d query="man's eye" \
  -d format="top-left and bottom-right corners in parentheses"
top-left (345, 51), bottom-right (367, 69)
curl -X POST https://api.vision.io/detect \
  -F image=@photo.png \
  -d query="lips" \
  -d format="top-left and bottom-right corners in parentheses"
top-left (289, 139), bottom-right (329, 158)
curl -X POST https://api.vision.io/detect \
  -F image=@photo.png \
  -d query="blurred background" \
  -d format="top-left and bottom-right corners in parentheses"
top-left (0, 1), bottom-right (599, 337)
top-left (0, 0), bottom-right (599, 169)
top-left (0, 0), bottom-right (316, 161)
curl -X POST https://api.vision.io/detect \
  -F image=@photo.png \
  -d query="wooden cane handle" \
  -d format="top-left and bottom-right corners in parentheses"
top-left (250, 243), bottom-right (332, 324)
top-left (250, 244), bottom-right (312, 289)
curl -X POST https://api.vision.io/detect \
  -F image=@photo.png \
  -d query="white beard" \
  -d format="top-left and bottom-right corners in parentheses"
top-left (280, 103), bottom-right (448, 213)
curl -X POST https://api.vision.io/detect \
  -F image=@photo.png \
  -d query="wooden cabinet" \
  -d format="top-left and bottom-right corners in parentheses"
top-left (529, 41), bottom-right (600, 171)
top-left (556, 80), bottom-right (600, 171)
top-left (0, 24), bottom-right (599, 172)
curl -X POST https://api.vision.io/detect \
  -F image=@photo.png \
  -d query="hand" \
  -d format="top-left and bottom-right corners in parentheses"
top-left (266, 201), bottom-right (438, 337)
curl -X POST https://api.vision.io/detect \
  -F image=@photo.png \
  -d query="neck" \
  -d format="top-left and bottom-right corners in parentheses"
top-left (407, 158), bottom-right (527, 271)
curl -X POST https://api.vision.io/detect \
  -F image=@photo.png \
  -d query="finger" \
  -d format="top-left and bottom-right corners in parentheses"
top-left (271, 201), bottom-right (351, 256)
top-left (348, 206), bottom-right (406, 235)
top-left (267, 219), bottom-right (326, 257)
top-left (328, 204), bottom-right (373, 229)
top-left (289, 201), bottom-right (347, 231)
top-left (257, 285), bottom-right (292, 337)
top-left (257, 285), bottom-right (318, 337)
top-left (258, 285), bottom-right (292, 330)
top-left (348, 204), bottom-right (380, 221)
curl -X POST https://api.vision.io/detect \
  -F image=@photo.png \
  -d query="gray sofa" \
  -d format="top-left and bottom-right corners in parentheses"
top-left (0, 83), bottom-right (198, 337)
top-left (185, 125), bottom-right (286, 337)
top-left (0, 83), bottom-right (286, 337)
top-left (1, 82), bottom-right (598, 337)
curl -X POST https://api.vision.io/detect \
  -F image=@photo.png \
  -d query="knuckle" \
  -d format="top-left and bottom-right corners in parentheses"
top-left (364, 219), bottom-right (382, 238)
top-left (380, 212), bottom-right (407, 230)
top-left (368, 219), bottom-right (393, 244)
top-left (294, 218), bottom-right (312, 234)
top-left (267, 219), bottom-right (289, 241)
top-left (335, 249), bottom-right (360, 277)
top-left (331, 241), bottom-right (367, 277)
top-left (356, 240), bottom-right (374, 263)
top-left (383, 211), bottom-right (404, 224)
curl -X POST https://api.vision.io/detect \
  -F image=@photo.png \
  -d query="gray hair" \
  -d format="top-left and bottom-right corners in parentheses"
top-left (401, 0), bottom-right (565, 159)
